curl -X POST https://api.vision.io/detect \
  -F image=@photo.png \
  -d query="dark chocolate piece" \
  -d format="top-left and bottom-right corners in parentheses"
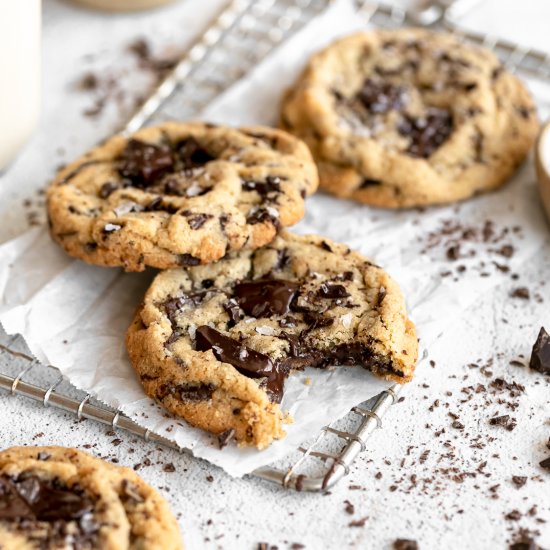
top-left (529, 327), bottom-right (550, 375)
top-left (181, 211), bottom-right (213, 230)
top-left (246, 208), bottom-right (281, 228)
top-left (393, 540), bottom-right (418, 550)
top-left (179, 254), bottom-right (201, 267)
top-left (118, 139), bottom-right (174, 187)
top-left (195, 326), bottom-right (285, 401)
top-left (317, 283), bottom-right (350, 299)
top-left (357, 79), bottom-right (407, 114)
top-left (176, 136), bottom-right (216, 169)
top-left (0, 475), bottom-right (96, 528)
top-left (242, 176), bottom-right (281, 196)
top-left (398, 108), bottom-right (454, 158)
top-left (157, 382), bottom-right (215, 402)
top-left (223, 298), bottom-right (241, 326)
top-left (234, 279), bottom-right (300, 317)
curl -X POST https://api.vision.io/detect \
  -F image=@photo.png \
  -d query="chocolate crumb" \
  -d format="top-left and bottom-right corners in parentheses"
top-left (344, 500), bottom-right (355, 515)
top-left (529, 327), bottom-right (550, 375)
top-left (511, 476), bottom-right (527, 488)
top-left (510, 287), bottom-right (530, 300)
top-left (539, 457), bottom-right (550, 471)
top-left (506, 510), bottom-right (522, 521)
top-left (394, 540), bottom-right (418, 550)
top-left (348, 516), bottom-right (368, 528)
top-left (163, 463), bottom-right (176, 473)
top-left (489, 414), bottom-right (516, 430)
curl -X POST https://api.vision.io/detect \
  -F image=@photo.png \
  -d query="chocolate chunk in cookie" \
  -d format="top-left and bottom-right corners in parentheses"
top-left (126, 231), bottom-right (417, 448)
top-left (0, 446), bottom-right (182, 549)
top-left (47, 122), bottom-right (318, 271)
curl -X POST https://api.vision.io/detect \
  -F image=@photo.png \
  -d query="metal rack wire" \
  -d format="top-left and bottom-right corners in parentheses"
top-left (1, 0), bottom-right (549, 492)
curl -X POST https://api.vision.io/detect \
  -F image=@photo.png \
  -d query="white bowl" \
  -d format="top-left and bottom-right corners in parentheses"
top-left (534, 120), bottom-right (550, 224)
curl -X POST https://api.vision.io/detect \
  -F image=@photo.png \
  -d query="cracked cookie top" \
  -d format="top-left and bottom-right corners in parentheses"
top-left (46, 122), bottom-right (318, 271)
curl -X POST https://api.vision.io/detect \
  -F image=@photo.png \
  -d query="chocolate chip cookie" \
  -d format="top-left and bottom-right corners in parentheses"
top-left (281, 29), bottom-right (539, 208)
top-left (47, 122), bottom-right (318, 271)
top-left (0, 446), bottom-right (182, 549)
top-left (126, 231), bottom-right (417, 449)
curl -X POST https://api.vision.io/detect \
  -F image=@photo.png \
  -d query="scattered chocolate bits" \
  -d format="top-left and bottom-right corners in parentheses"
top-left (539, 457), bottom-right (550, 472)
top-left (511, 476), bottom-right (527, 488)
top-left (163, 463), bottom-right (176, 473)
top-left (195, 326), bottom-right (285, 402)
top-left (510, 287), bottom-right (530, 300)
top-left (394, 540), bottom-right (418, 550)
top-left (529, 327), bottom-right (550, 375)
top-left (348, 516), bottom-right (368, 528)
top-left (506, 510), bottom-right (523, 521)
top-left (489, 414), bottom-right (517, 431)
top-left (357, 78), bottom-right (407, 114)
top-left (343, 500), bottom-right (355, 515)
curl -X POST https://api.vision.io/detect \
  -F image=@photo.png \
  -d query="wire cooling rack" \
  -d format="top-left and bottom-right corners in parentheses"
top-left (2, 0), bottom-right (550, 492)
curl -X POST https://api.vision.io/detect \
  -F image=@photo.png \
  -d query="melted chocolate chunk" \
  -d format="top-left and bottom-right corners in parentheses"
top-left (398, 108), bottom-right (454, 158)
top-left (317, 283), bottom-right (350, 299)
top-left (242, 176), bottom-right (281, 196)
top-left (234, 280), bottom-right (300, 317)
top-left (195, 326), bottom-right (285, 401)
top-left (278, 335), bottom-right (396, 377)
top-left (118, 139), bottom-right (174, 187)
top-left (0, 475), bottom-right (96, 525)
top-left (529, 327), bottom-right (550, 375)
top-left (357, 78), bottom-right (407, 114)
top-left (176, 137), bottom-right (216, 169)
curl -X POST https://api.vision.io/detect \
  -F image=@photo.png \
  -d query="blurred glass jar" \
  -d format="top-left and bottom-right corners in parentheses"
top-left (0, 1), bottom-right (41, 172)
top-left (70, 0), bottom-right (178, 11)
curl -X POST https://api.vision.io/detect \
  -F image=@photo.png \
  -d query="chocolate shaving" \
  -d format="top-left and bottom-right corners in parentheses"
top-left (529, 327), bottom-right (550, 375)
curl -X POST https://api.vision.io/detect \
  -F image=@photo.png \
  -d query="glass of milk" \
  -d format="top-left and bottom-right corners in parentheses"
top-left (0, 1), bottom-right (41, 172)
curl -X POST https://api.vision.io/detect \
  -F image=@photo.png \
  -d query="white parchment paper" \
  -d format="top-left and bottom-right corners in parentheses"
top-left (0, 0), bottom-right (547, 477)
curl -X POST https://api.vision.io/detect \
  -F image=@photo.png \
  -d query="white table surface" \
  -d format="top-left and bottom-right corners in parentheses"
top-left (0, 1), bottom-right (549, 548)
